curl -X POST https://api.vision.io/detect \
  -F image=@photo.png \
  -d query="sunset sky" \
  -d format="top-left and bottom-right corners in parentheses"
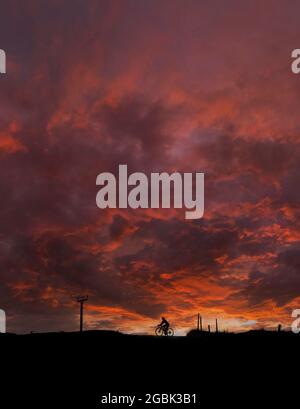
top-left (0, 0), bottom-right (300, 334)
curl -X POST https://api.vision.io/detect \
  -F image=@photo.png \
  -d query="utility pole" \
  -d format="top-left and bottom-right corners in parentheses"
top-left (197, 313), bottom-right (203, 331)
top-left (216, 318), bottom-right (219, 333)
top-left (73, 295), bottom-right (88, 332)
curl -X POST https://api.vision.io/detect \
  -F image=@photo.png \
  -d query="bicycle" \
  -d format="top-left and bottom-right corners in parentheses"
top-left (155, 325), bottom-right (174, 336)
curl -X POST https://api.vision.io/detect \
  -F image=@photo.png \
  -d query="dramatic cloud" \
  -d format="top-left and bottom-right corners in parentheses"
top-left (0, 0), bottom-right (300, 333)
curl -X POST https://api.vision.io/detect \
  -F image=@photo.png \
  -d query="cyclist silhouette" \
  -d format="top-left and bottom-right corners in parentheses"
top-left (158, 317), bottom-right (170, 335)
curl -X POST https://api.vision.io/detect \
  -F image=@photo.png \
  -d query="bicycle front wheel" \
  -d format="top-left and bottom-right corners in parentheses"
top-left (155, 327), bottom-right (164, 336)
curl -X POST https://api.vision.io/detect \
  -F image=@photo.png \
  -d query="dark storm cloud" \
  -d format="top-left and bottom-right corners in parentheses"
top-left (95, 96), bottom-right (179, 167)
top-left (110, 215), bottom-right (130, 240)
top-left (232, 242), bottom-right (300, 307)
top-left (114, 217), bottom-right (258, 280)
top-left (192, 131), bottom-right (297, 179)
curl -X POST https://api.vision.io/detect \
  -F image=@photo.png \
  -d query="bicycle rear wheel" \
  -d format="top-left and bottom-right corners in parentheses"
top-left (167, 328), bottom-right (174, 336)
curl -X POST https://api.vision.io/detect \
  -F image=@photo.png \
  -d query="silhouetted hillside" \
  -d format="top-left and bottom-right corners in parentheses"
top-left (187, 328), bottom-right (297, 338)
top-left (1, 329), bottom-right (298, 408)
